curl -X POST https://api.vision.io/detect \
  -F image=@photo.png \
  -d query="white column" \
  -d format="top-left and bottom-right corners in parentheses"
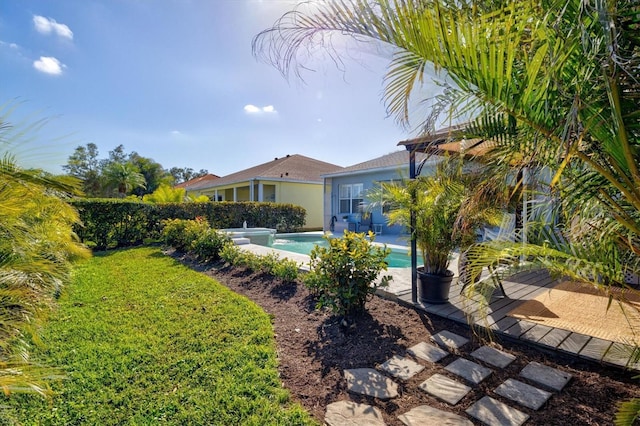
top-left (214, 189), bottom-right (218, 201)
top-left (233, 187), bottom-right (237, 202)
top-left (249, 180), bottom-right (255, 201)
top-left (258, 182), bottom-right (264, 202)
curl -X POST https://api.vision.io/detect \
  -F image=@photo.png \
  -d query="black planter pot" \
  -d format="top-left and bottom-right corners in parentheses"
top-left (417, 267), bottom-right (454, 304)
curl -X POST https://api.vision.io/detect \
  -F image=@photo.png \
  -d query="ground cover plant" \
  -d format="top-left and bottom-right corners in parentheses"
top-left (2, 247), bottom-right (314, 425)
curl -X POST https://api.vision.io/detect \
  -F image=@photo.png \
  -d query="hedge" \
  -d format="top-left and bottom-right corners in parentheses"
top-left (70, 199), bottom-right (306, 250)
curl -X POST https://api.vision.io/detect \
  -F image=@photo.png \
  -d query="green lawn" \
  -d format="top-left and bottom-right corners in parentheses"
top-left (4, 247), bottom-right (315, 425)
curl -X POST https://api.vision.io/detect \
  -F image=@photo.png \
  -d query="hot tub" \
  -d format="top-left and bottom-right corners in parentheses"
top-left (219, 227), bottom-right (277, 246)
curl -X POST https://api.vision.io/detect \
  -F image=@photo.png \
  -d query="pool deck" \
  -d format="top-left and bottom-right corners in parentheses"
top-left (239, 234), bottom-right (640, 371)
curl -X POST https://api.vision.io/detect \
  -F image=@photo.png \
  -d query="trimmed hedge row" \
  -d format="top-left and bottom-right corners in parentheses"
top-left (70, 199), bottom-right (306, 250)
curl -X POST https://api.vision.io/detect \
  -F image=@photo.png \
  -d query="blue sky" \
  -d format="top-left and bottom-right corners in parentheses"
top-left (0, 0), bottom-right (417, 176)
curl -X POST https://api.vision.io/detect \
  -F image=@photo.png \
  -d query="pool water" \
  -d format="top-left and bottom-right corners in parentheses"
top-left (269, 235), bottom-right (416, 268)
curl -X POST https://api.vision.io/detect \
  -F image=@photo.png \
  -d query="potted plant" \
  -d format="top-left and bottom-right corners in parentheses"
top-left (370, 157), bottom-right (502, 303)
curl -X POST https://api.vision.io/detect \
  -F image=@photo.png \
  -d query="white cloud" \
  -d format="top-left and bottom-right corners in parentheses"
top-left (243, 104), bottom-right (278, 114)
top-left (0, 41), bottom-right (19, 49)
top-left (33, 15), bottom-right (73, 40)
top-left (33, 56), bottom-right (64, 75)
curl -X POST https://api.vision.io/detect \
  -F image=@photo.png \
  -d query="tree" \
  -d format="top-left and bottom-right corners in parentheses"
top-left (102, 162), bottom-right (146, 197)
top-left (128, 152), bottom-right (172, 196)
top-left (168, 167), bottom-right (209, 184)
top-left (62, 143), bottom-right (103, 197)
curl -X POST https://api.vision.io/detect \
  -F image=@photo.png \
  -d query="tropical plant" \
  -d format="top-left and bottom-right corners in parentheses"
top-left (304, 231), bottom-right (391, 319)
top-left (253, 0), bottom-right (639, 286)
top-left (369, 157), bottom-right (503, 275)
top-left (0, 112), bottom-right (90, 396)
top-left (143, 184), bottom-right (188, 203)
top-left (254, 0), bottom-right (639, 420)
top-left (102, 161), bottom-right (146, 198)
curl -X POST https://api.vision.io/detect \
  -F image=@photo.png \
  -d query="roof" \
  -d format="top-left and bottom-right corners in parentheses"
top-left (188, 154), bottom-right (343, 190)
top-left (174, 174), bottom-right (220, 189)
top-left (322, 150), bottom-right (437, 178)
top-left (397, 124), bottom-right (492, 157)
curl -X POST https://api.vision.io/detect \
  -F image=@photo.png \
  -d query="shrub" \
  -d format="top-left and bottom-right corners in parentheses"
top-left (192, 229), bottom-right (232, 262)
top-left (219, 243), bottom-right (300, 282)
top-left (162, 217), bottom-right (210, 252)
top-left (304, 231), bottom-right (392, 318)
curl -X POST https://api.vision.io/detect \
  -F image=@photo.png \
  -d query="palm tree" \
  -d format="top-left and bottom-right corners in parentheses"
top-left (254, 1), bottom-right (640, 422)
top-left (0, 113), bottom-right (90, 396)
top-left (103, 162), bottom-right (146, 198)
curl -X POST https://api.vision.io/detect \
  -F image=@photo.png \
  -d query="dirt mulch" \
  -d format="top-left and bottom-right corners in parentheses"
top-left (172, 252), bottom-right (640, 425)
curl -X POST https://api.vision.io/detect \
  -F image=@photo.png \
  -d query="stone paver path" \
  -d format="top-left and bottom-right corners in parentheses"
top-left (378, 355), bottom-right (424, 380)
top-left (327, 329), bottom-right (575, 425)
top-left (466, 396), bottom-right (530, 426)
top-left (344, 368), bottom-right (398, 400)
top-left (495, 378), bottom-right (552, 410)
top-left (407, 341), bottom-right (449, 363)
top-left (419, 373), bottom-right (471, 405)
top-left (445, 358), bottom-right (493, 384)
top-left (431, 330), bottom-right (469, 351)
top-left (471, 345), bottom-right (516, 368)
top-left (325, 400), bottom-right (386, 426)
top-left (398, 405), bottom-right (473, 426)
top-left (520, 361), bottom-right (572, 391)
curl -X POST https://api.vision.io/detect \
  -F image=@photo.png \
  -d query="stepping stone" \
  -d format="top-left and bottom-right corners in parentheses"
top-left (344, 368), bottom-right (398, 400)
top-left (407, 342), bottom-right (449, 363)
top-left (398, 405), bottom-right (473, 426)
top-left (495, 378), bottom-right (552, 410)
top-left (445, 358), bottom-right (493, 385)
top-left (466, 396), bottom-right (529, 426)
top-left (519, 361), bottom-right (572, 391)
top-left (419, 373), bottom-right (471, 405)
top-left (471, 345), bottom-right (516, 369)
top-left (431, 330), bottom-right (469, 351)
top-left (325, 400), bottom-right (386, 426)
top-left (378, 355), bottom-right (424, 380)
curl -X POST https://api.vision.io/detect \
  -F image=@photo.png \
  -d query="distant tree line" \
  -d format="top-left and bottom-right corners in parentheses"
top-left (62, 143), bottom-right (209, 198)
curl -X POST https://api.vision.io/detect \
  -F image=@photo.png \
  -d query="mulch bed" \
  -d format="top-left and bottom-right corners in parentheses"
top-left (171, 251), bottom-right (640, 425)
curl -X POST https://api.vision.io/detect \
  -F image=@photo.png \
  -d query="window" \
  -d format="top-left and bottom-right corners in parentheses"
top-left (339, 183), bottom-right (363, 214)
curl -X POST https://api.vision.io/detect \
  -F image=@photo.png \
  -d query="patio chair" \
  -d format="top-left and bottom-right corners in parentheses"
top-left (346, 213), bottom-right (361, 232)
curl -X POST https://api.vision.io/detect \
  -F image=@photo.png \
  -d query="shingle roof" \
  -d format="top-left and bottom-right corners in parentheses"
top-left (188, 154), bottom-right (343, 190)
top-left (174, 174), bottom-right (220, 189)
top-left (322, 150), bottom-right (434, 177)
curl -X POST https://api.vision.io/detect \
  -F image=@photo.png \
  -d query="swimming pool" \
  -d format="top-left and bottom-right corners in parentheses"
top-left (266, 234), bottom-right (417, 268)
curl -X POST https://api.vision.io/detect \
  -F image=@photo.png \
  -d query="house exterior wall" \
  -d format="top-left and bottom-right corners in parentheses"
top-left (327, 170), bottom-right (404, 235)
top-left (190, 180), bottom-right (324, 229)
top-left (324, 164), bottom-right (438, 236)
top-left (275, 181), bottom-right (324, 229)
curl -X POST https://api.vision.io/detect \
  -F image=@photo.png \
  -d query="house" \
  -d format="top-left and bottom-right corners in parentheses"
top-left (322, 150), bottom-right (441, 235)
top-left (186, 154), bottom-right (343, 229)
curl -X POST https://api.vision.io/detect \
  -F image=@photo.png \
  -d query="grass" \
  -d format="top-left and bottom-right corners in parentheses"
top-left (3, 247), bottom-right (316, 425)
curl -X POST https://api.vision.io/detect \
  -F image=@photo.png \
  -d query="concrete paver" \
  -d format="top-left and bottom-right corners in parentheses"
top-left (445, 358), bottom-right (493, 385)
top-left (519, 361), bottom-right (572, 392)
top-left (466, 396), bottom-right (530, 426)
top-left (325, 400), bottom-right (386, 426)
top-left (471, 345), bottom-right (516, 368)
top-left (378, 355), bottom-right (424, 380)
top-left (419, 373), bottom-right (471, 405)
top-left (431, 330), bottom-right (469, 351)
top-left (407, 341), bottom-right (449, 363)
top-left (495, 378), bottom-right (552, 410)
top-left (344, 368), bottom-right (398, 400)
top-left (398, 405), bottom-right (473, 426)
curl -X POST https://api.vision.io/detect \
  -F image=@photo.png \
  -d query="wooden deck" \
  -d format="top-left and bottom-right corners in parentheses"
top-left (391, 270), bottom-right (640, 371)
